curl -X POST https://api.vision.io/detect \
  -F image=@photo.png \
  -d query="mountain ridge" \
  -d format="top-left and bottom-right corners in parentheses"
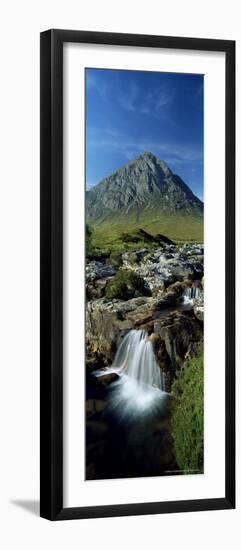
top-left (86, 152), bottom-right (203, 223)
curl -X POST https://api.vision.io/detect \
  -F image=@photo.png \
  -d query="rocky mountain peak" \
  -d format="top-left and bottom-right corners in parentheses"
top-left (140, 151), bottom-right (171, 172)
top-left (86, 152), bottom-right (203, 222)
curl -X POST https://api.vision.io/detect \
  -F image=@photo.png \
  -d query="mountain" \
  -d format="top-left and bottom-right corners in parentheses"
top-left (86, 152), bottom-right (203, 224)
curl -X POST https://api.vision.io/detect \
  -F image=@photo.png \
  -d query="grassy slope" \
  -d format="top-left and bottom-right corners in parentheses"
top-left (90, 213), bottom-right (203, 253)
top-left (171, 353), bottom-right (204, 473)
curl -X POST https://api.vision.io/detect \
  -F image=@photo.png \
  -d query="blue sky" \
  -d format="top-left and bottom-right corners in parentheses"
top-left (86, 69), bottom-right (204, 200)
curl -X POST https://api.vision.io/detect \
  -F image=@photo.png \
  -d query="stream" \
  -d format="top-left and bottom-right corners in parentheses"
top-left (86, 287), bottom-right (202, 480)
top-left (86, 329), bottom-right (177, 480)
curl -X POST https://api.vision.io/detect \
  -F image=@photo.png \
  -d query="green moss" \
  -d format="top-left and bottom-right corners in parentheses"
top-left (105, 269), bottom-right (150, 300)
top-left (171, 353), bottom-right (204, 473)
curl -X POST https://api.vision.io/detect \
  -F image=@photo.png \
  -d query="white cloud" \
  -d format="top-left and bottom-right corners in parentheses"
top-left (119, 80), bottom-right (139, 112)
top-left (88, 130), bottom-right (203, 167)
top-left (118, 80), bottom-right (174, 117)
top-left (85, 71), bottom-right (108, 100)
top-left (86, 71), bottom-right (175, 122)
top-left (155, 91), bottom-right (172, 109)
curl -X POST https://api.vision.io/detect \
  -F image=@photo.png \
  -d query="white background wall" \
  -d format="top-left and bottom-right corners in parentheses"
top-left (0, 1), bottom-right (239, 548)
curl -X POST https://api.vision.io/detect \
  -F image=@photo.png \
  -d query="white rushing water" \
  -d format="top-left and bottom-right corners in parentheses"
top-left (182, 286), bottom-right (201, 305)
top-left (112, 330), bottom-right (166, 390)
top-left (95, 329), bottom-right (166, 391)
top-left (94, 330), bottom-right (168, 422)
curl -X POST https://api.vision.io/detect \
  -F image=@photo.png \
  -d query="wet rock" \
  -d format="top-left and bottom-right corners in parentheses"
top-left (96, 372), bottom-right (119, 386)
top-left (86, 277), bottom-right (113, 300)
top-left (85, 243), bottom-right (204, 390)
top-left (86, 260), bottom-right (116, 282)
top-left (152, 310), bottom-right (203, 390)
top-left (86, 398), bottom-right (106, 418)
top-left (86, 296), bottom-right (160, 358)
top-left (120, 244), bottom-right (204, 297)
top-left (193, 296), bottom-right (204, 322)
top-left (86, 349), bottom-right (111, 371)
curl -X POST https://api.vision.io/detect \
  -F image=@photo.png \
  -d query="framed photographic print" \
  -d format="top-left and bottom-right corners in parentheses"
top-left (40, 29), bottom-right (235, 520)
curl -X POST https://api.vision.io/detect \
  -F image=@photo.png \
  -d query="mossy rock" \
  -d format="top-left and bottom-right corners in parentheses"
top-left (107, 251), bottom-right (123, 267)
top-left (105, 269), bottom-right (150, 301)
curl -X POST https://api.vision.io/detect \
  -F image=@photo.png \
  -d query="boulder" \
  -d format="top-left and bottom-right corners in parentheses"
top-left (193, 297), bottom-right (204, 322)
top-left (86, 349), bottom-right (111, 372)
top-left (86, 296), bottom-right (160, 358)
top-left (152, 310), bottom-right (203, 390)
top-left (86, 277), bottom-right (112, 300)
top-left (86, 260), bottom-right (116, 282)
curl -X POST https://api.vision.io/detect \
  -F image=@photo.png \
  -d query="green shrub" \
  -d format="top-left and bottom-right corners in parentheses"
top-left (105, 269), bottom-right (149, 300)
top-left (171, 353), bottom-right (204, 473)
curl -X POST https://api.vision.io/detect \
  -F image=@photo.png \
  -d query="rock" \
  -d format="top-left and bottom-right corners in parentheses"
top-left (86, 260), bottom-right (116, 282)
top-left (106, 252), bottom-right (123, 268)
top-left (86, 398), bottom-right (106, 418)
top-left (86, 283), bottom-right (99, 301)
top-left (86, 277), bottom-right (112, 300)
top-left (193, 297), bottom-right (204, 322)
top-left (86, 244), bottom-right (204, 300)
top-left (85, 242), bottom-right (204, 391)
top-left (86, 296), bottom-right (160, 358)
top-left (151, 334), bottom-right (172, 389)
top-left (122, 249), bottom-right (149, 267)
top-left (167, 281), bottom-right (186, 293)
top-left (184, 340), bottom-right (203, 362)
top-left (120, 243), bottom-right (204, 297)
top-left (155, 288), bottom-right (183, 309)
top-left (86, 349), bottom-right (111, 371)
top-left (95, 372), bottom-right (119, 386)
top-left (86, 296), bottom-right (203, 392)
top-left (152, 310), bottom-right (203, 390)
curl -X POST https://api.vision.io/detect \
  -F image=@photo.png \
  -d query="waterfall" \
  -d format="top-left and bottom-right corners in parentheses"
top-left (182, 285), bottom-right (200, 304)
top-left (95, 329), bottom-right (166, 391)
top-left (113, 330), bottom-right (166, 390)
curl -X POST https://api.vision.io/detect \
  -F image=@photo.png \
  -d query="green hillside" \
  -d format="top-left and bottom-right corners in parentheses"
top-left (89, 213), bottom-right (203, 255)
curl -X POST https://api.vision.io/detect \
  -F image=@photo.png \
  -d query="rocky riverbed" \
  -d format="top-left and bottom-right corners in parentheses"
top-left (85, 242), bottom-right (204, 480)
top-left (86, 243), bottom-right (204, 390)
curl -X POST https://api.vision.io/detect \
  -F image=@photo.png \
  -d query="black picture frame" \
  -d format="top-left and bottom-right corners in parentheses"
top-left (40, 29), bottom-right (235, 521)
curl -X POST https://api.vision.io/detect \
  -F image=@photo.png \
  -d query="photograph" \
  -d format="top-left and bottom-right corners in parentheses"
top-left (0, 0), bottom-right (236, 542)
top-left (85, 67), bottom-right (204, 480)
